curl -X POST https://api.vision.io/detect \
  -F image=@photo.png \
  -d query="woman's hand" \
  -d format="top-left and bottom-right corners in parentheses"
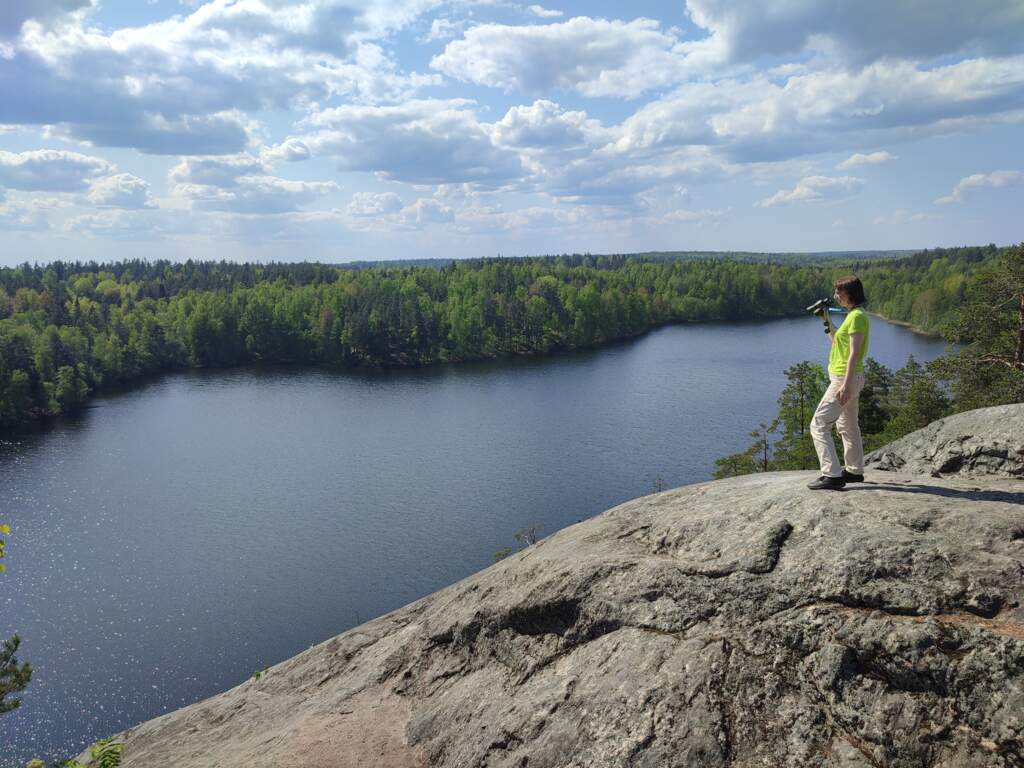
top-left (837, 381), bottom-right (851, 405)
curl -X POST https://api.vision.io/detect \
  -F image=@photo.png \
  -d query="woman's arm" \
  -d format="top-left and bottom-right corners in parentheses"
top-left (817, 308), bottom-right (836, 343)
top-left (837, 332), bottom-right (864, 405)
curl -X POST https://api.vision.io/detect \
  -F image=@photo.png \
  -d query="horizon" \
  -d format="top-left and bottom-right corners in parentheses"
top-left (1, 1), bottom-right (1022, 265)
top-left (2, 245), bottom-right (986, 271)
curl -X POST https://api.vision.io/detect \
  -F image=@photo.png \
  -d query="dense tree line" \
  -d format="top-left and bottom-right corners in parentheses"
top-left (716, 243), bottom-right (1024, 477)
top-left (851, 244), bottom-right (1002, 334)
top-left (0, 247), bottom-right (1008, 429)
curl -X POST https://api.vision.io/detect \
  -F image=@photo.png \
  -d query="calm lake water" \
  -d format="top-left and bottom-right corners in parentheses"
top-left (0, 316), bottom-right (948, 764)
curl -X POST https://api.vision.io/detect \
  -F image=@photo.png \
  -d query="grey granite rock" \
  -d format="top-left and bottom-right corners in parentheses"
top-left (107, 407), bottom-right (1024, 767)
top-left (866, 404), bottom-right (1024, 479)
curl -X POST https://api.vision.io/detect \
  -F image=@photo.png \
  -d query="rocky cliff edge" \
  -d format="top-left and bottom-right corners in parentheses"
top-left (107, 405), bottom-right (1024, 767)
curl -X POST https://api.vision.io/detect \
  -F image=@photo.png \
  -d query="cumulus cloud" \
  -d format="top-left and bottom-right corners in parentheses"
top-left (347, 191), bottom-right (403, 216)
top-left (2, 2), bottom-right (439, 154)
top-left (400, 197), bottom-right (453, 225)
top-left (421, 17), bottom-right (467, 42)
top-left (836, 151), bottom-right (896, 170)
top-left (162, 0), bottom-right (442, 58)
top-left (74, 112), bottom-right (257, 156)
top-left (261, 139), bottom-right (311, 164)
top-left (756, 175), bottom-right (864, 207)
top-left (540, 145), bottom-right (727, 206)
top-left (88, 173), bottom-right (155, 209)
top-left (490, 100), bottom-right (598, 150)
top-left (0, 198), bottom-right (50, 230)
top-left (63, 208), bottom-right (174, 239)
top-left (4, 0), bottom-right (1024, 247)
top-left (176, 175), bottom-right (339, 214)
top-left (0, 0), bottom-right (92, 41)
top-left (300, 100), bottom-right (523, 186)
top-left (682, 0), bottom-right (1024, 68)
top-left (59, 202), bottom-right (354, 244)
top-left (202, 207), bottom-right (352, 243)
top-left (451, 203), bottom-right (588, 234)
top-left (432, 17), bottom-right (686, 98)
top-left (0, 149), bottom-right (112, 191)
top-left (169, 154), bottom-right (268, 187)
top-left (934, 169), bottom-right (1024, 204)
top-left (527, 5), bottom-right (563, 18)
top-left (616, 56), bottom-right (1024, 162)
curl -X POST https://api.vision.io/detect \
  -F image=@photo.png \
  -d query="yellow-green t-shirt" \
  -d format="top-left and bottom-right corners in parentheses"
top-left (828, 307), bottom-right (869, 377)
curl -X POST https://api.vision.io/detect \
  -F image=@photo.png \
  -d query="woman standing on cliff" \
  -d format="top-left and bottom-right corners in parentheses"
top-left (807, 276), bottom-right (870, 490)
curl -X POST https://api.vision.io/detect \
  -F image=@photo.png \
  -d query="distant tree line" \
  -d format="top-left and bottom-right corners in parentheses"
top-left (715, 243), bottom-right (1024, 477)
top-left (0, 246), bottom-right (1008, 429)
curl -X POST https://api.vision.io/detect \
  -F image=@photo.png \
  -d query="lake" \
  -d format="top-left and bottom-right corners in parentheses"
top-left (0, 316), bottom-right (948, 764)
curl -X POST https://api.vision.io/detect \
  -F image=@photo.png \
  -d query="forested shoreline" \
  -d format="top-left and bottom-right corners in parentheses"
top-left (0, 246), bottom-right (1007, 429)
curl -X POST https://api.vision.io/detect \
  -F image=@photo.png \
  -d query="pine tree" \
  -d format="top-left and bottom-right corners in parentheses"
top-left (772, 362), bottom-right (828, 470)
top-left (933, 242), bottom-right (1024, 408)
top-left (859, 358), bottom-right (893, 435)
top-left (1, 525), bottom-right (32, 715)
top-left (0, 635), bottom-right (31, 714)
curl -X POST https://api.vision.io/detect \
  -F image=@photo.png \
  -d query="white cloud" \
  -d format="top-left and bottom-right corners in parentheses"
top-left (836, 151), bottom-right (896, 170)
top-left (74, 112), bottom-right (258, 156)
top-left (60, 204), bottom-right (354, 244)
top-left (400, 197), bottom-right (453, 225)
top-left (934, 169), bottom-right (1024, 204)
top-left (756, 175), bottom-right (864, 207)
top-left (681, 0), bottom-right (1024, 68)
top-left (300, 100), bottom-right (524, 187)
top-left (63, 208), bottom-right (173, 239)
top-left (527, 5), bottom-right (563, 19)
top-left (616, 56), bottom-right (1024, 162)
top-left (165, 0), bottom-right (442, 58)
top-left (432, 17), bottom-right (686, 98)
top-left (170, 154), bottom-right (267, 187)
top-left (175, 175), bottom-right (339, 214)
top-left (540, 145), bottom-right (727, 206)
top-left (88, 173), bottom-right (155, 209)
top-left (2, 3), bottom-right (439, 155)
top-left (421, 17), bottom-right (467, 42)
top-left (205, 208), bottom-right (352, 243)
top-left (2, 0), bottom-right (1023, 250)
top-left (490, 100), bottom-right (599, 150)
top-left (450, 203), bottom-right (590, 235)
top-left (0, 149), bottom-right (112, 191)
top-left (664, 206), bottom-right (728, 225)
top-left (0, 0), bottom-right (92, 41)
top-left (262, 139), bottom-right (312, 164)
top-left (0, 198), bottom-right (50, 230)
top-left (347, 191), bottom-right (403, 216)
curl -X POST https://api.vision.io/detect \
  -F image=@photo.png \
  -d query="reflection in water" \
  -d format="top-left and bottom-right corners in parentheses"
top-left (0, 317), bottom-right (948, 764)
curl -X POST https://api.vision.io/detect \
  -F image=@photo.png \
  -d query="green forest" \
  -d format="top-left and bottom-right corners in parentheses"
top-left (0, 244), bottom-right (1014, 429)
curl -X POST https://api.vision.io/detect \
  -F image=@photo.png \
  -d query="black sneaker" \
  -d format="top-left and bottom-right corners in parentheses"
top-left (841, 470), bottom-right (864, 483)
top-left (807, 475), bottom-right (846, 490)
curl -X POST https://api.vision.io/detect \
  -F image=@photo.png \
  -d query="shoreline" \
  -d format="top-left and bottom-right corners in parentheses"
top-left (867, 310), bottom-right (942, 339)
top-left (0, 311), bottom-right (940, 435)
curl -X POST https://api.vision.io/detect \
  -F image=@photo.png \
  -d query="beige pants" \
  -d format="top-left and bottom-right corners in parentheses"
top-left (810, 372), bottom-right (865, 477)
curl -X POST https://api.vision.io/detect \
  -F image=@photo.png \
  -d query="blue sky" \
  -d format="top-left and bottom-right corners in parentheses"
top-left (0, 0), bottom-right (1022, 265)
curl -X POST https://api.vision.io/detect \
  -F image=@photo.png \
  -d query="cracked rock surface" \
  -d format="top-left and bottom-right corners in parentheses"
top-left (111, 406), bottom-right (1024, 767)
